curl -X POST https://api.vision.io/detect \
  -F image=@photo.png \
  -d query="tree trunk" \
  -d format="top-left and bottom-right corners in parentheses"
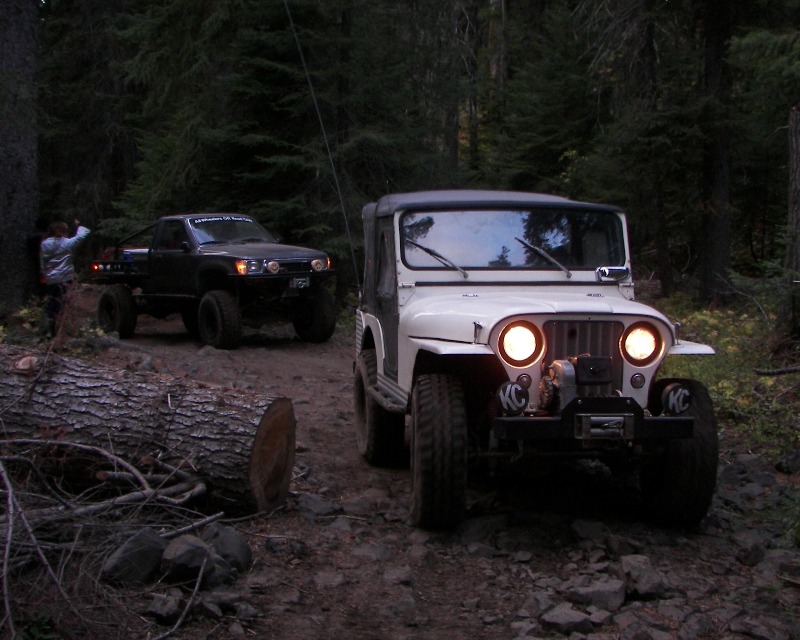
top-left (0, 344), bottom-right (296, 514)
top-left (698, 0), bottom-right (732, 303)
top-left (783, 103), bottom-right (800, 340)
top-left (0, 0), bottom-right (40, 313)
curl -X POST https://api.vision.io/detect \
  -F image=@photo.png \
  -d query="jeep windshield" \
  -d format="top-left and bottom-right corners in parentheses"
top-left (189, 215), bottom-right (277, 245)
top-left (401, 208), bottom-right (624, 271)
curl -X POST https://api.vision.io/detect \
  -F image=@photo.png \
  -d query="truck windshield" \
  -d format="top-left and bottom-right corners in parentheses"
top-left (189, 215), bottom-right (277, 245)
top-left (401, 208), bottom-right (624, 271)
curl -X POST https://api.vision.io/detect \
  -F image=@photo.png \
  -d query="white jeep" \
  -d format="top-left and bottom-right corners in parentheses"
top-left (354, 190), bottom-right (718, 529)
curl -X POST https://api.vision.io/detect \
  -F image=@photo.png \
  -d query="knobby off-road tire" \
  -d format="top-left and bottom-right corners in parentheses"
top-left (97, 284), bottom-right (137, 339)
top-left (640, 379), bottom-right (719, 527)
top-left (410, 374), bottom-right (468, 530)
top-left (354, 350), bottom-right (406, 467)
top-left (198, 290), bottom-right (241, 349)
top-left (292, 284), bottom-right (336, 343)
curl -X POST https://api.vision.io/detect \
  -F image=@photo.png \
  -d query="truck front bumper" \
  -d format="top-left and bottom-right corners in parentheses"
top-left (492, 396), bottom-right (693, 442)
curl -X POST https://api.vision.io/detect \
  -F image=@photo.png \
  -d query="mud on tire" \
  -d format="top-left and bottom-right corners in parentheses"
top-left (97, 284), bottom-right (137, 339)
top-left (354, 350), bottom-right (406, 467)
top-left (410, 374), bottom-right (467, 529)
top-left (640, 379), bottom-right (719, 527)
top-left (198, 290), bottom-right (241, 349)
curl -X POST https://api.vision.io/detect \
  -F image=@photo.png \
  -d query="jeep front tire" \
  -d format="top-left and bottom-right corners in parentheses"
top-left (198, 290), bottom-right (241, 349)
top-left (97, 284), bottom-right (137, 338)
top-left (639, 379), bottom-right (719, 526)
top-left (410, 374), bottom-right (467, 529)
top-left (354, 350), bottom-right (406, 467)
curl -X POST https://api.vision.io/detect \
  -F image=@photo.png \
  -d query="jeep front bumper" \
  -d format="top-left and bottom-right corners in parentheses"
top-left (492, 396), bottom-right (693, 442)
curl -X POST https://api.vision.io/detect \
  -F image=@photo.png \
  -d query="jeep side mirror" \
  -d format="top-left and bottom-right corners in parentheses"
top-left (595, 266), bottom-right (629, 282)
top-left (180, 241), bottom-right (191, 253)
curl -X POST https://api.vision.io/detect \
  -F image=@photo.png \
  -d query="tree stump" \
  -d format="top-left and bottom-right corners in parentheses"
top-left (0, 344), bottom-right (295, 513)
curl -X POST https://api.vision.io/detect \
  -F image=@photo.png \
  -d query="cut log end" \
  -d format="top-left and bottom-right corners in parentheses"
top-left (248, 396), bottom-right (296, 512)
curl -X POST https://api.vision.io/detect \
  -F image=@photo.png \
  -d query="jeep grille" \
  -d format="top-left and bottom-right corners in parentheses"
top-left (543, 320), bottom-right (624, 394)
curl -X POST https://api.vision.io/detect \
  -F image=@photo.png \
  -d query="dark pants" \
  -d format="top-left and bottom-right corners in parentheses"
top-left (44, 281), bottom-right (71, 333)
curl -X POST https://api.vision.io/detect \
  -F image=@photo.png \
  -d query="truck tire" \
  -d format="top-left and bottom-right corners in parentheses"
top-left (354, 350), bottom-right (406, 467)
top-left (198, 290), bottom-right (241, 349)
top-left (410, 374), bottom-right (467, 529)
top-left (291, 284), bottom-right (336, 343)
top-left (639, 379), bottom-right (719, 527)
top-left (97, 284), bottom-right (137, 339)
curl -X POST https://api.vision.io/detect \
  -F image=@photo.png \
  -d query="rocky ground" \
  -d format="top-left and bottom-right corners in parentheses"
top-left (52, 286), bottom-right (800, 638)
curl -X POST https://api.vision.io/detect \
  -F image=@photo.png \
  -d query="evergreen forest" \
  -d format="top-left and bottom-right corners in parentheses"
top-left (4, 0), bottom-right (800, 307)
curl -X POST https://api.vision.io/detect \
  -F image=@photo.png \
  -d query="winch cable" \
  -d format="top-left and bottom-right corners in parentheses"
top-left (283, 0), bottom-right (361, 293)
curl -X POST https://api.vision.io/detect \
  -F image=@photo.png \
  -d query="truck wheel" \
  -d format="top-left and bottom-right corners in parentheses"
top-left (198, 290), bottom-right (241, 349)
top-left (354, 350), bottom-right (406, 467)
top-left (97, 284), bottom-right (137, 339)
top-left (410, 374), bottom-right (467, 529)
top-left (640, 380), bottom-right (719, 527)
top-left (292, 284), bottom-right (336, 343)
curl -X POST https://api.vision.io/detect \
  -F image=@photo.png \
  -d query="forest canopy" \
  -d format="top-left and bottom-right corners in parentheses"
top-left (29, 0), bottom-right (800, 303)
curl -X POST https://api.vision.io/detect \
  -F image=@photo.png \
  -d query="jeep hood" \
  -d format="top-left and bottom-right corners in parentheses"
top-left (403, 291), bottom-right (673, 344)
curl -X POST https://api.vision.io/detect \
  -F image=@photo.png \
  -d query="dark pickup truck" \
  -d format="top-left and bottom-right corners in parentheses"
top-left (90, 213), bottom-right (336, 349)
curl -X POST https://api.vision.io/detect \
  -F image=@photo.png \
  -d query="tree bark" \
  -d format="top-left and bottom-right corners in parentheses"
top-left (0, 344), bottom-right (295, 514)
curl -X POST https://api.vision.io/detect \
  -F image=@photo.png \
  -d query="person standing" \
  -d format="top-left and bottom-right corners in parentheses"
top-left (40, 218), bottom-right (90, 335)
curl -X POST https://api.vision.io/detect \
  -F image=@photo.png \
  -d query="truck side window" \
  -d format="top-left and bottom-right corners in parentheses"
top-left (155, 220), bottom-right (189, 251)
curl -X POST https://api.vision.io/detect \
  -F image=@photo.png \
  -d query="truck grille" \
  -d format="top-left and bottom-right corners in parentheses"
top-left (273, 260), bottom-right (313, 273)
top-left (543, 320), bottom-right (624, 393)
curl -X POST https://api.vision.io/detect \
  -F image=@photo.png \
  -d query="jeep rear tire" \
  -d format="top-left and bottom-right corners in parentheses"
top-left (292, 284), bottom-right (336, 343)
top-left (198, 290), bottom-right (241, 349)
top-left (410, 374), bottom-right (467, 529)
top-left (97, 284), bottom-right (137, 338)
top-left (640, 379), bottom-right (719, 527)
top-left (354, 350), bottom-right (406, 467)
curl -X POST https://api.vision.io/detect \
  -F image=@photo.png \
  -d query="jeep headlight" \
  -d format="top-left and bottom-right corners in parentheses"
top-left (499, 321), bottom-right (544, 368)
top-left (622, 322), bottom-right (662, 365)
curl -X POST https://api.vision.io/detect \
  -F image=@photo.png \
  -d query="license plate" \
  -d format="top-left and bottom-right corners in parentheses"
top-left (291, 277), bottom-right (310, 289)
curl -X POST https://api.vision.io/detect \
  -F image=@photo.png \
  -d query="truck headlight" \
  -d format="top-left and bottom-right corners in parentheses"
top-left (498, 321), bottom-right (544, 367)
top-left (235, 260), bottom-right (263, 275)
top-left (622, 322), bottom-right (662, 365)
top-left (311, 258), bottom-right (328, 272)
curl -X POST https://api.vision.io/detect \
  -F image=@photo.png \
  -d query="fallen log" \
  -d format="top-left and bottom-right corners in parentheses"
top-left (0, 344), bottom-right (295, 513)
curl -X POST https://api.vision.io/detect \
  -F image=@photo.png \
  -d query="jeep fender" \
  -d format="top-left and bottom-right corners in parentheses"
top-left (667, 340), bottom-right (715, 356)
top-left (399, 338), bottom-right (494, 398)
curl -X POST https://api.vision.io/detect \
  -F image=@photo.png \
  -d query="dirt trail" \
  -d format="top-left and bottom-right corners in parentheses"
top-left (73, 285), bottom-right (800, 640)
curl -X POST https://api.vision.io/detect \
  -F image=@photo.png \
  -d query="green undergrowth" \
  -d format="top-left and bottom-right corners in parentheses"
top-left (655, 284), bottom-right (799, 461)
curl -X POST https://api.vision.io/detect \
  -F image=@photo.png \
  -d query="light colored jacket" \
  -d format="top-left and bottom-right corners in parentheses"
top-left (40, 225), bottom-right (91, 285)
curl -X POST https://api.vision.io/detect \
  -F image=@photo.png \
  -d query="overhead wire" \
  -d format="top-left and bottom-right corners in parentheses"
top-left (283, 0), bottom-right (361, 292)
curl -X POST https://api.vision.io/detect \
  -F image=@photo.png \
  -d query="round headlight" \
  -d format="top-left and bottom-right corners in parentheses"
top-left (498, 321), bottom-right (543, 367)
top-left (266, 261), bottom-right (280, 273)
top-left (311, 258), bottom-right (326, 272)
top-left (622, 322), bottom-right (662, 365)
